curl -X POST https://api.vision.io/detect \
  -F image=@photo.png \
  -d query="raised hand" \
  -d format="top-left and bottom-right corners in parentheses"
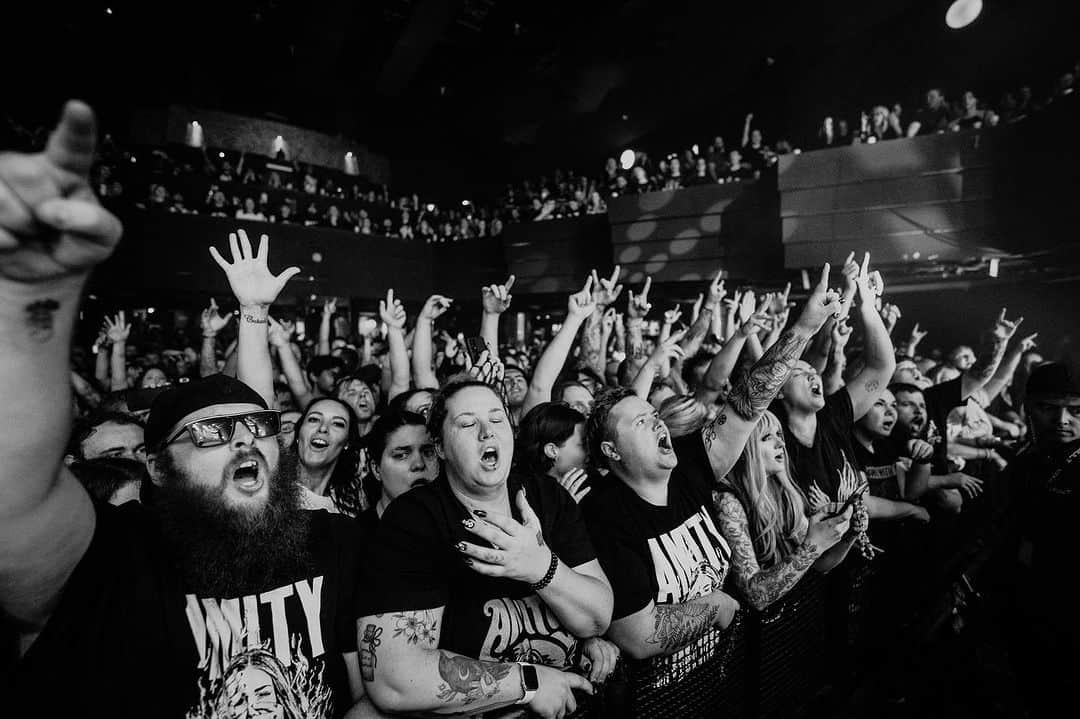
top-left (880, 303), bottom-right (901, 333)
top-left (648, 328), bottom-right (688, 375)
top-left (420, 294), bottom-right (453, 321)
top-left (464, 349), bottom-right (504, 387)
top-left (838, 251), bottom-right (859, 317)
top-left (267, 315), bottom-right (294, 348)
top-left (208, 229), bottom-right (300, 308)
top-left (738, 309), bottom-right (770, 338)
top-left (590, 266), bottom-right (624, 307)
top-left (705, 268), bottom-right (726, 306)
top-left (738, 290), bottom-right (757, 324)
top-left (201, 297), bottom-right (232, 336)
top-left (567, 275), bottom-right (598, 321)
top-left (601, 307), bottom-right (618, 335)
top-left (557, 468), bottom-right (592, 503)
top-left (908, 322), bottom-right (928, 347)
top-left (357, 315), bottom-right (379, 339)
top-left (379, 288), bottom-right (407, 331)
top-left (795, 263), bottom-right (844, 333)
top-left (831, 317), bottom-right (853, 349)
top-left (663, 304), bottom-right (683, 326)
top-left (1018, 332), bottom-right (1039, 353)
top-left (627, 276), bottom-right (653, 319)
top-left (0, 101), bottom-right (123, 283)
top-left (481, 274), bottom-right (515, 314)
top-left (991, 308), bottom-right (1024, 341)
top-left (322, 298), bottom-right (337, 317)
top-left (103, 311), bottom-right (131, 343)
top-left (691, 293), bottom-right (705, 323)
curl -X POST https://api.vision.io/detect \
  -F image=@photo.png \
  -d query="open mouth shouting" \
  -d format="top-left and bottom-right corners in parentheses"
top-left (480, 445), bottom-right (500, 471)
top-left (657, 429), bottom-right (674, 454)
top-left (227, 455), bottom-right (265, 495)
top-left (309, 436), bottom-right (330, 451)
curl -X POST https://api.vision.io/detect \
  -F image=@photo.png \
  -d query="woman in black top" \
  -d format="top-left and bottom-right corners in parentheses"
top-left (357, 379), bottom-right (618, 717)
top-left (356, 409), bottom-right (439, 538)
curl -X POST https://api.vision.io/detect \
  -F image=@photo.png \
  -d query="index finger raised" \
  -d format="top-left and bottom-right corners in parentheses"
top-left (45, 100), bottom-right (98, 178)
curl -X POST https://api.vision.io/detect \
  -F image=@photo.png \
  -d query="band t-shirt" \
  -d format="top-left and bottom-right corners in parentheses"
top-left (851, 437), bottom-right (902, 501)
top-left (780, 388), bottom-right (861, 501)
top-left (581, 433), bottom-right (732, 621)
top-left (13, 502), bottom-right (364, 718)
top-left (358, 471), bottom-right (596, 670)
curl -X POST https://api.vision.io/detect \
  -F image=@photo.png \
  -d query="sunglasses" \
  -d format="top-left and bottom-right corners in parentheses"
top-left (160, 410), bottom-right (281, 450)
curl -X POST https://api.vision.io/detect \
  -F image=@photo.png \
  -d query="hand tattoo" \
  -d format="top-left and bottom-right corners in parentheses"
top-left (435, 652), bottom-right (515, 704)
top-left (25, 299), bottom-right (60, 342)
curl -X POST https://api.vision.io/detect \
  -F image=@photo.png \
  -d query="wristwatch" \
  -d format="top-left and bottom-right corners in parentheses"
top-left (516, 663), bottom-right (539, 705)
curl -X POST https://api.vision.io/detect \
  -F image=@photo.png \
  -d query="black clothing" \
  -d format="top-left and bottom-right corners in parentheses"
top-left (781, 388), bottom-right (861, 500)
top-left (358, 472), bottom-right (595, 670)
top-left (14, 502), bottom-right (363, 718)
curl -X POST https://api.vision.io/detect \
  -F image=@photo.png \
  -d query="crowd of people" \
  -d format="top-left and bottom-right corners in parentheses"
top-left (5, 101), bottom-right (1077, 719)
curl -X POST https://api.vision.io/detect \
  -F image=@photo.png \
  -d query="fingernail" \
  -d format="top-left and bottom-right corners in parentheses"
top-left (472, 509), bottom-right (487, 517)
top-left (455, 542), bottom-right (467, 552)
top-left (462, 518), bottom-right (475, 529)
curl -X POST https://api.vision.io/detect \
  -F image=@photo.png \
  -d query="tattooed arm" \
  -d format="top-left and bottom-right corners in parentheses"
top-left (701, 264), bottom-right (841, 480)
top-left (714, 493), bottom-right (823, 611)
top-left (606, 590), bottom-right (740, 660)
top-left (961, 308), bottom-right (1023, 400)
top-left (844, 254), bottom-right (896, 420)
top-left (359, 607), bottom-right (590, 715)
top-left (0, 102), bottom-right (122, 642)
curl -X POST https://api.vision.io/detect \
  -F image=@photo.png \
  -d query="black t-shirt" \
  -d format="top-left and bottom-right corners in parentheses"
top-left (357, 471), bottom-right (596, 670)
top-left (1012, 440), bottom-right (1080, 580)
top-left (851, 437), bottom-right (902, 501)
top-left (14, 502), bottom-right (363, 718)
top-left (581, 433), bottom-right (732, 621)
top-left (781, 388), bottom-right (860, 500)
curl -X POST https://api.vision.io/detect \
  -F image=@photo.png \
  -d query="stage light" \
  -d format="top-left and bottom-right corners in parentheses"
top-left (147, 307), bottom-right (155, 314)
top-left (619, 149), bottom-right (635, 170)
top-left (988, 257), bottom-right (1000, 278)
top-left (462, 200), bottom-right (471, 206)
top-left (105, 7), bottom-right (113, 15)
top-left (185, 121), bottom-right (204, 148)
top-left (219, 152), bottom-right (225, 159)
top-left (426, 203), bottom-right (436, 212)
top-left (344, 151), bottom-right (359, 175)
top-left (946, 0), bottom-right (982, 29)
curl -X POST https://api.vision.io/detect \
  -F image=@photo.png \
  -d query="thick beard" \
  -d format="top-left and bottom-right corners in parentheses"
top-left (149, 443), bottom-right (311, 597)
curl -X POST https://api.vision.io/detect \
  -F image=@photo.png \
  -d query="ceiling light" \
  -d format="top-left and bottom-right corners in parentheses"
top-left (946, 0), bottom-right (982, 29)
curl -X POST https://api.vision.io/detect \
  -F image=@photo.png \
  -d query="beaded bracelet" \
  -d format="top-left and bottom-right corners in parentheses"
top-left (529, 550), bottom-right (559, 592)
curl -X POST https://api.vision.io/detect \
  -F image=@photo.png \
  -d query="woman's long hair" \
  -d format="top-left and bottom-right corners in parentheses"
top-left (720, 411), bottom-right (809, 568)
top-left (295, 397), bottom-right (364, 517)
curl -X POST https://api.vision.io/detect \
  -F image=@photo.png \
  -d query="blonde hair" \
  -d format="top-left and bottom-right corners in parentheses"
top-left (658, 394), bottom-right (707, 438)
top-left (721, 411), bottom-right (809, 567)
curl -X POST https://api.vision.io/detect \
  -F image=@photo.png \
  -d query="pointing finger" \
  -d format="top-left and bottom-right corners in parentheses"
top-left (815, 263), bottom-right (831, 293)
top-left (504, 274), bottom-right (516, 291)
top-left (609, 265), bottom-right (621, 285)
top-left (642, 276), bottom-right (652, 297)
top-left (860, 252), bottom-right (871, 277)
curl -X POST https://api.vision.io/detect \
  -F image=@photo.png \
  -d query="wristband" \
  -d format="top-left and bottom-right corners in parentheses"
top-left (529, 550), bottom-right (559, 592)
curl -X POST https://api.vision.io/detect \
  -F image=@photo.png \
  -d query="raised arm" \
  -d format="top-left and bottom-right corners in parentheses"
top-left (102, 311), bottom-right (130, 391)
top-left (378, 288), bottom-right (410, 401)
top-left (412, 295), bottom-right (452, 390)
top-left (979, 332), bottom-right (1038, 404)
top-left (679, 269), bottom-right (724, 358)
top-left (268, 318), bottom-right (314, 409)
top-left (317, 299), bottom-right (336, 356)
top-left (821, 318), bottom-right (852, 396)
top-left (93, 326), bottom-right (110, 387)
top-left (209, 230), bottom-right (300, 407)
top-left (695, 311), bottom-right (766, 405)
top-left (701, 264), bottom-right (842, 478)
top-left (625, 276), bottom-right (652, 363)
top-left (480, 274), bottom-right (515, 359)
top-left (198, 298), bottom-right (232, 377)
top-left (522, 276), bottom-right (597, 414)
top-left (715, 492), bottom-right (848, 611)
top-left (843, 253), bottom-right (896, 419)
top-left (631, 330), bottom-right (687, 399)
top-left (0, 101), bottom-right (123, 635)
top-left (962, 309), bottom-right (1024, 400)
top-left (578, 266), bottom-right (624, 376)
top-left (741, 112), bottom-right (753, 147)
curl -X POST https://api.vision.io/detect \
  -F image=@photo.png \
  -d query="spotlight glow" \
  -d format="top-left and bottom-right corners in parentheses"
top-left (619, 149), bottom-right (635, 170)
top-left (946, 0), bottom-right (982, 29)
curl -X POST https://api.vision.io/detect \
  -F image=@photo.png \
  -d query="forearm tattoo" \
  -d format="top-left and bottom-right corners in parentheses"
top-left (435, 652), bottom-right (515, 704)
top-left (715, 493), bottom-right (817, 609)
top-left (627, 319), bottom-right (646, 359)
top-left (970, 332), bottom-right (1008, 383)
top-left (725, 328), bottom-right (809, 422)
top-left (242, 312), bottom-right (268, 324)
top-left (681, 305), bottom-right (713, 353)
top-left (578, 311), bottom-right (604, 374)
top-left (25, 299), bottom-right (60, 342)
top-left (359, 623), bottom-right (383, 681)
top-left (646, 601), bottom-right (722, 653)
top-left (391, 610), bottom-right (439, 645)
